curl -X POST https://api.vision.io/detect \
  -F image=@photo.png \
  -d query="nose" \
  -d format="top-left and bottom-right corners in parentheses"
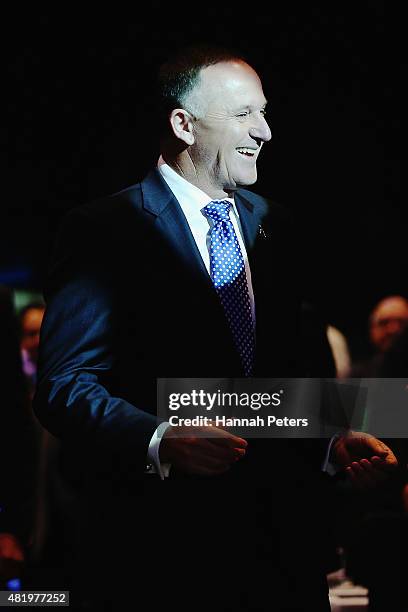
top-left (249, 113), bottom-right (272, 143)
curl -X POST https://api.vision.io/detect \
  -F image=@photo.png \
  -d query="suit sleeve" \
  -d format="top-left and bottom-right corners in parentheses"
top-left (33, 207), bottom-right (158, 481)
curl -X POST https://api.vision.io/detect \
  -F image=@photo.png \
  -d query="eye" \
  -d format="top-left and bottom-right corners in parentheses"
top-left (236, 111), bottom-right (250, 118)
top-left (260, 108), bottom-right (267, 117)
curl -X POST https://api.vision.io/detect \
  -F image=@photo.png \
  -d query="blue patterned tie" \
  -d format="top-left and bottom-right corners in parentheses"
top-left (203, 200), bottom-right (255, 376)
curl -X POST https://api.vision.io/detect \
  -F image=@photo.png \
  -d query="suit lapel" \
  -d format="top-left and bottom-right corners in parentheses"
top-left (139, 171), bottom-right (268, 373)
top-left (140, 170), bottom-right (233, 344)
top-left (234, 190), bottom-right (269, 299)
top-left (234, 191), bottom-right (262, 252)
top-left (141, 169), bottom-right (211, 286)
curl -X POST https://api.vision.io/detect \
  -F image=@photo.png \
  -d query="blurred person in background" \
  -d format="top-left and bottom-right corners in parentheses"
top-left (19, 303), bottom-right (45, 396)
top-left (369, 295), bottom-right (408, 354)
top-left (343, 313), bottom-right (408, 611)
top-left (0, 286), bottom-right (37, 587)
top-left (18, 302), bottom-right (78, 592)
top-left (352, 295), bottom-right (408, 376)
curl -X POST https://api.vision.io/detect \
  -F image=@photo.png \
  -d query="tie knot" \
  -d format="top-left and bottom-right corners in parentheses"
top-left (203, 200), bottom-right (232, 223)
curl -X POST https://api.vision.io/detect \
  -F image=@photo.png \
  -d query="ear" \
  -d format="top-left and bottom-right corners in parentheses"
top-left (169, 108), bottom-right (195, 146)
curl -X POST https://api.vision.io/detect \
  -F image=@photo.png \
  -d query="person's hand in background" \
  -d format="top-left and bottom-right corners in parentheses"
top-left (332, 432), bottom-right (398, 488)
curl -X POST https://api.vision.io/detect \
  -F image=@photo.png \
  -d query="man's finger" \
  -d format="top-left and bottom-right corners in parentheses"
top-left (207, 430), bottom-right (248, 449)
top-left (349, 461), bottom-right (376, 488)
top-left (195, 438), bottom-right (246, 462)
top-left (346, 466), bottom-right (366, 489)
top-left (165, 425), bottom-right (247, 449)
top-left (370, 455), bottom-right (398, 470)
top-left (359, 459), bottom-right (387, 483)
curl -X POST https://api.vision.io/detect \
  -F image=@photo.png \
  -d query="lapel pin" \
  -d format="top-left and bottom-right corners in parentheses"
top-left (258, 225), bottom-right (268, 239)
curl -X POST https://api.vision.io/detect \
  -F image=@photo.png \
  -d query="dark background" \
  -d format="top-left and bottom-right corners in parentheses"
top-left (4, 3), bottom-right (406, 358)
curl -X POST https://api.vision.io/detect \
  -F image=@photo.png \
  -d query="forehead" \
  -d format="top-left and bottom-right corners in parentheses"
top-left (197, 60), bottom-right (266, 108)
top-left (372, 298), bottom-right (408, 321)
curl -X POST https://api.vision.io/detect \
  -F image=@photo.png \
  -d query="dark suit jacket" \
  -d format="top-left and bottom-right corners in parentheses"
top-left (34, 169), bottom-right (332, 610)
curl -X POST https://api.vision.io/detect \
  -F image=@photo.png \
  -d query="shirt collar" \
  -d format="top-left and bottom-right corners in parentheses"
top-left (157, 156), bottom-right (238, 216)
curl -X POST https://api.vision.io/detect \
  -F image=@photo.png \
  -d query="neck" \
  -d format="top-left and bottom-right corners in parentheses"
top-left (161, 150), bottom-right (234, 200)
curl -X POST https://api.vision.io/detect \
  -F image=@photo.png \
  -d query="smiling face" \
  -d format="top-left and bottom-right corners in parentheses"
top-left (184, 61), bottom-right (271, 198)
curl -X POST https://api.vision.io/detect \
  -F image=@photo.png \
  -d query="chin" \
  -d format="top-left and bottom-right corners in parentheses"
top-left (236, 172), bottom-right (258, 187)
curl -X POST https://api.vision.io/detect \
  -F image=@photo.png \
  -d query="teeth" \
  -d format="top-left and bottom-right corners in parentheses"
top-left (237, 148), bottom-right (256, 155)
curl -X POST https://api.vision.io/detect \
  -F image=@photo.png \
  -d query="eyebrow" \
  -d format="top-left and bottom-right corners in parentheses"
top-left (232, 101), bottom-right (268, 112)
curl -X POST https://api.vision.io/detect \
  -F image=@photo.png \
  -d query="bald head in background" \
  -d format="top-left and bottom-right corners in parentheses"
top-left (369, 295), bottom-right (408, 353)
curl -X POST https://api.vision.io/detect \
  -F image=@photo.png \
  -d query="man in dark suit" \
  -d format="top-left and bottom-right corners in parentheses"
top-left (34, 45), bottom-right (397, 611)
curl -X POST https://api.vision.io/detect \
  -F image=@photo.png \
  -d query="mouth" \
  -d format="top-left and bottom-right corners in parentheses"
top-left (236, 147), bottom-right (259, 158)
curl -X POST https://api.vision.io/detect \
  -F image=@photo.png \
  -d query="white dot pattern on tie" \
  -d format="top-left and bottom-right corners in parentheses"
top-left (203, 200), bottom-right (255, 376)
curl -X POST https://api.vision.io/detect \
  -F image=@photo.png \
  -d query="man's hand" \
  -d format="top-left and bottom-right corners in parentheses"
top-left (159, 424), bottom-right (247, 476)
top-left (332, 431), bottom-right (398, 488)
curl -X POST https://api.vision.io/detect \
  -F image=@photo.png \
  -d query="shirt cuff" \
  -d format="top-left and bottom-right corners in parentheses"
top-left (146, 422), bottom-right (172, 480)
top-left (322, 432), bottom-right (343, 476)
